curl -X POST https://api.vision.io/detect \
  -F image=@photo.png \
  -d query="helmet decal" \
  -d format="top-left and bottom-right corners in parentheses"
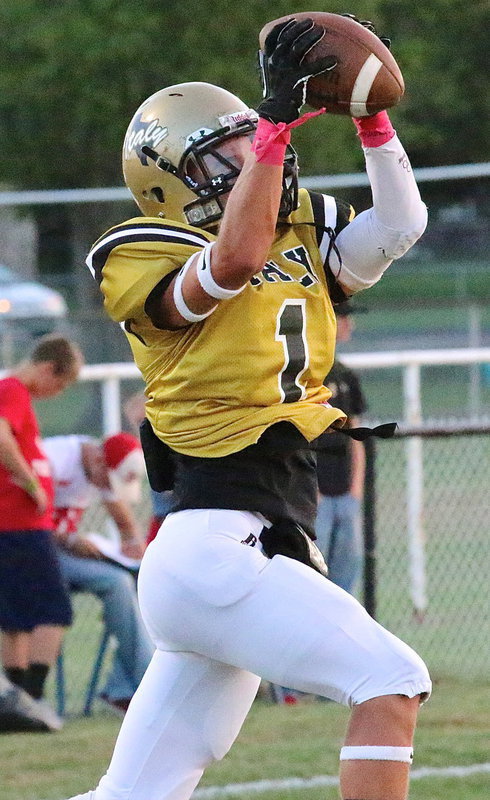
top-left (185, 128), bottom-right (214, 149)
top-left (124, 114), bottom-right (169, 165)
top-left (218, 110), bottom-right (258, 128)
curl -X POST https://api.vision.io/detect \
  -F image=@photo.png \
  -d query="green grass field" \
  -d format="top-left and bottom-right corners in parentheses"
top-left (1, 678), bottom-right (488, 800)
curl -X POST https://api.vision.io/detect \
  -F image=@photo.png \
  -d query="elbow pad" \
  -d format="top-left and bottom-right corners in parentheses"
top-left (334, 204), bottom-right (428, 292)
top-left (370, 202), bottom-right (428, 262)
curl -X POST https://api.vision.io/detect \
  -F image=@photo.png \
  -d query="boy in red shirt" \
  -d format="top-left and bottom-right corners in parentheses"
top-left (0, 334), bottom-right (83, 729)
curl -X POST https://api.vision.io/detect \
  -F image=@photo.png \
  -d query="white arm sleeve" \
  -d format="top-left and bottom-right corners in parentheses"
top-left (332, 134), bottom-right (428, 292)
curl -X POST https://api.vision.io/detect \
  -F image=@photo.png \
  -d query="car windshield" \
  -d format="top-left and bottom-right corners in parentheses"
top-left (0, 265), bottom-right (17, 285)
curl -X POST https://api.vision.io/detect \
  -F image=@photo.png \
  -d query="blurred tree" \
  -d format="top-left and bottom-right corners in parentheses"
top-left (3, 0), bottom-right (486, 192)
top-left (379, 0), bottom-right (489, 166)
top-left (0, 0), bottom-right (487, 279)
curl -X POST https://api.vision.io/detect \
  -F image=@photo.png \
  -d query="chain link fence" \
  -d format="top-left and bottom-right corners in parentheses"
top-left (364, 427), bottom-right (489, 683)
top-left (46, 424), bottom-right (489, 715)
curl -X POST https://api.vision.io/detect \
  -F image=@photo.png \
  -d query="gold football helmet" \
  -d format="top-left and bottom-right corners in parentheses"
top-left (122, 82), bottom-right (298, 228)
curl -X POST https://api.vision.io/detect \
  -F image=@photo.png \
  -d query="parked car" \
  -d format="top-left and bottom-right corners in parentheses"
top-left (0, 263), bottom-right (67, 324)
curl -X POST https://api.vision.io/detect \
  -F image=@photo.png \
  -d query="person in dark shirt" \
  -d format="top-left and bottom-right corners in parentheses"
top-left (315, 301), bottom-right (367, 593)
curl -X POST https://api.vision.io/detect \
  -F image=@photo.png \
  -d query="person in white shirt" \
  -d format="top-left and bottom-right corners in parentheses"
top-left (43, 432), bottom-right (154, 714)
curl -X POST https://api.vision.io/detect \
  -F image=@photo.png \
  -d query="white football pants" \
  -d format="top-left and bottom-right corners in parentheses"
top-left (94, 509), bottom-right (431, 800)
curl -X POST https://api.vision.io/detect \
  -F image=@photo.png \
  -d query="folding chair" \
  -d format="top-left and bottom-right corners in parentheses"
top-left (56, 627), bottom-right (111, 717)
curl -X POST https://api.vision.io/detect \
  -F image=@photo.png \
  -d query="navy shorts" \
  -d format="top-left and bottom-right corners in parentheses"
top-left (0, 530), bottom-right (73, 631)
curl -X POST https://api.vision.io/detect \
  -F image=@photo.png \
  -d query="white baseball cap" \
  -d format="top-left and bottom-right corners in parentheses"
top-left (102, 432), bottom-right (146, 503)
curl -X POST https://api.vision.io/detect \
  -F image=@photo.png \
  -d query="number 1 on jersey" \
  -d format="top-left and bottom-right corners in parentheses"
top-left (275, 299), bottom-right (309, 403)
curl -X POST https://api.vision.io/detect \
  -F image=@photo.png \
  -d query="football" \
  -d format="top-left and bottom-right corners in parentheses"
top-left (259, 11), bottom-right (404, 117)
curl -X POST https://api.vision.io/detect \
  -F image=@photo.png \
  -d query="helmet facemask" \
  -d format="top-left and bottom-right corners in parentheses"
top-left (142, 119), bottom-right (299, 228)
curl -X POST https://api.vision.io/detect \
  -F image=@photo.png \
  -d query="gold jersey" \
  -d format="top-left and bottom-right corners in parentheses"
top-left (87, 189), bottom-right (354, 457)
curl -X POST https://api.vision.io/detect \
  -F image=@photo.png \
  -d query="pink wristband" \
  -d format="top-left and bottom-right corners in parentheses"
top-left (252, 109), bottom-right (326, 165)
top-left (251, 117), bottom-right (291, 166)
top-left (352, 110), bottom-right (395, 147)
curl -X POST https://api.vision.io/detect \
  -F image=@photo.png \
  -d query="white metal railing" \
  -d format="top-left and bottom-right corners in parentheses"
top-left (2, 347), bottom-right (489, 434)
top-left (3, 348), bottom-right (488, 615)
top-left (78, 347), bottom-right (490, 435)
top-left (80, 347), bottom-right (490, 617)
top-left (0, 163), bottom-right (488, 206)
top-left (341, 347), bottom-right (490, 425)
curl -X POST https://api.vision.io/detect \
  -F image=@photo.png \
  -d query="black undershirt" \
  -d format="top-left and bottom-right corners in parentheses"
top-left (169, 422), bottom-right (319, 538)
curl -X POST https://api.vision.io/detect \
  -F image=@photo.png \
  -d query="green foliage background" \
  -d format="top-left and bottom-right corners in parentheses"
top-left (0, 0), bottom-right (488, 191)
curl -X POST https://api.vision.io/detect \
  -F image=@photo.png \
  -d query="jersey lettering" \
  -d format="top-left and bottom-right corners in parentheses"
top-left (262, 262), bottom-right (293, 283)
top-left (282, 246), bottom-right (318, 288)
top-left (275, 300), bottom-right (309, 403)
top-left (249, 251), bottom-right (317, 289)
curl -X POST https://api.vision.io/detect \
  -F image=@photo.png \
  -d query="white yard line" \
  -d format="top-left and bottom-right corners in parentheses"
top-left (193, 761), bottom-right (490, 797)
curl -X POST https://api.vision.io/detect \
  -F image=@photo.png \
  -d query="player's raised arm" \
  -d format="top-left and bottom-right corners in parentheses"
top-left (322, 17), bottom-right (427, 296)
top-left (332, 109), bottom-right (428, 296)
top-left (161, 18), bottom-right (336, 328)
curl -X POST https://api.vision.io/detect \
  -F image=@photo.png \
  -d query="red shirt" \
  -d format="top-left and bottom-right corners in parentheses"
top-left (0, 376), bottom-right (54, 531)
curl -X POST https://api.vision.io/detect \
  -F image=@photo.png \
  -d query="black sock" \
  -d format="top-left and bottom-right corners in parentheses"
top-left (4, 666), bottom-right (27, 690)
top-left (23, 663), bottom-right (50, 700)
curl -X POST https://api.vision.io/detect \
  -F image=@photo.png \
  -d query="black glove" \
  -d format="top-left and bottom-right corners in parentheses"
top-left (340, 12), bottom-right (391, 49)
top-left (257, 18), bottom-right (337, 124)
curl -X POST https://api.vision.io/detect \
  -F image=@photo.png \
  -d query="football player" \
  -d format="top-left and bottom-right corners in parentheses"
top-left (70, 18), bottom-right (431, 800)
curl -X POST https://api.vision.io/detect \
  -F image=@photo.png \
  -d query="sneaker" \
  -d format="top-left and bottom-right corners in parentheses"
top-left (98, 693), bottom-right (131, 717)
top-left (0, 674), bottom-right (63, 733)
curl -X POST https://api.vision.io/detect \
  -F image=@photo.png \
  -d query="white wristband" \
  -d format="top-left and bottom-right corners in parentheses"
top-left (196, 243), bottom-right (247, 300)
top-left (340, 745), bottom-right (413, 764)
top-left (173, 257), bottom-right (217, 323)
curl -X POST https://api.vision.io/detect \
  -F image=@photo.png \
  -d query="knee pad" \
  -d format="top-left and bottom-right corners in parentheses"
top-left (340, 745), bottom-right (413, 764)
